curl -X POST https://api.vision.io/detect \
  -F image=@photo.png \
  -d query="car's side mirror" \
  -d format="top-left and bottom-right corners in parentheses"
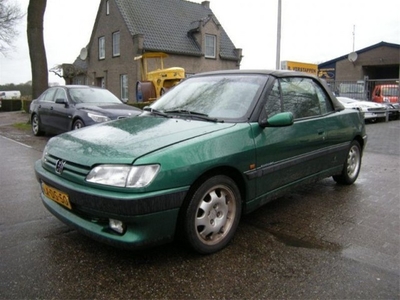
top-left (55, 98), bottom-right (68, 107)
top-left (259, 111), bottom-right (294, 128)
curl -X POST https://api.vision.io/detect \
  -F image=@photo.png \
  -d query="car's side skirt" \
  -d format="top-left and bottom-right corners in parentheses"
top-left (243, 165), bottom-right (344, 214)
top-left (244, 142), bottom-right (349, 180)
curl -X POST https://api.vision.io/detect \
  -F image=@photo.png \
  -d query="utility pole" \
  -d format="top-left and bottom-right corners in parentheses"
top-left (276, 0), bottom-right (282, 70)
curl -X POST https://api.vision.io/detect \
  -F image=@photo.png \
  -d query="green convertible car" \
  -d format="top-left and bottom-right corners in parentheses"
top-left (35, 70), bottom-right (367, 254)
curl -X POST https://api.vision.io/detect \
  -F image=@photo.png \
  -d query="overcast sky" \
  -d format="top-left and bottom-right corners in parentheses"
top-left (1, 0), bottom-right (399, 85)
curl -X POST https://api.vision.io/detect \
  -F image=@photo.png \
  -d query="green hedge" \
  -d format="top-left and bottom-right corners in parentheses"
top-left (22, 99), bottom-right (32, 113)
top-left (0, 99), bottom-right (22, 112)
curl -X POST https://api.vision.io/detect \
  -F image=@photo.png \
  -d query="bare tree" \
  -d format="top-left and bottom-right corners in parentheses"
top-left (27, 0), bottom-right (48, 98)
top-left (0, 0), bottom-right (24, 54)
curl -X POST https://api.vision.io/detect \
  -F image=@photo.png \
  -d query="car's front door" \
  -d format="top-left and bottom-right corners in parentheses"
top-left (251, 77), bottom-right (336, 201)
top-left (50, 88), bottom-right (74, 132)
top-left (37, 88), bottom-right (58, 130)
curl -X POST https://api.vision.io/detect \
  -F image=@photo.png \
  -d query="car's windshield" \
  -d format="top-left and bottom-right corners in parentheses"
top-left (150, 75), bottom-right (267, 121)
top-left (68, 88), bottom-right (122, 104)
top-left (382, 86), bottom-right (398, 97)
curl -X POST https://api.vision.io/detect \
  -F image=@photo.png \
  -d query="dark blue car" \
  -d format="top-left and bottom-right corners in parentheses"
top-left (30, 85), bottom-right (141, 136)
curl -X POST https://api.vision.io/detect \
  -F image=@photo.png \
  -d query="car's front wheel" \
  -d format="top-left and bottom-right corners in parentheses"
top-left (31, 114), bottom-right (44, 136)
top-left (72, 119), bottom-right (85, 130)
top-left (333, 140), bottom-right (362, 185)
top-left (182, 175), bottom-right (241, 254)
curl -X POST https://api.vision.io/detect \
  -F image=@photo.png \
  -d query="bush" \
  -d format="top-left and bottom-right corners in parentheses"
top-left (22, 99), bottom-right (32, 113)
top-left (0, 99), bottom-right (22, 112)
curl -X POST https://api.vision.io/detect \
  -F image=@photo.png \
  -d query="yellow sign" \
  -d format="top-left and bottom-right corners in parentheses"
top-left (281, 61), bottom-right (318, 75)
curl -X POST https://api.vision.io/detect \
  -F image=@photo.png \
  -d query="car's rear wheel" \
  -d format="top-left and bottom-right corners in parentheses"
top-left (31, 114), bottom-right (44, 136)
top-left (182, 175), bottom-right (241, 254)
top-left (72, 119), bottom-right (85, 130)
top-left (333, 140), bottom-right (362, 185)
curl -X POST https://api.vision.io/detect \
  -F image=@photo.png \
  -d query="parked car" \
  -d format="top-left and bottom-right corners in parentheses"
top-left (337, 96), bottom-right (387, 122)
top-left (29, 85), bottom-right (142, 136)
top-left (371, 84), bottom-right (400, 120)
top-left (371, 84), bottom-right (399, 104)
top-left (34, 70), bottom-right (367, 254)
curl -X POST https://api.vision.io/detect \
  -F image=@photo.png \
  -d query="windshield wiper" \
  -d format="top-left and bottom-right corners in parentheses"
top-left (143, 106), bottom-right (172, 118)
top-left (165, 109), bottom-right (222, 122)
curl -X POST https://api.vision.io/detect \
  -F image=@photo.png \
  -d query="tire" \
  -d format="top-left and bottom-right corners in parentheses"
top-left (136, 81), bottom-right (156, 102)
top-left (72, 119), bottom-right (85, 130)
top-left (182, 175), bottom-right (242, 254)
top-left (31, 114), bottom-right (44, 136)
top-left (333, 140), bottom-right (362, 185)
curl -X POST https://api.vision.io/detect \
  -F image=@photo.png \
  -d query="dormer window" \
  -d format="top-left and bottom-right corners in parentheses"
top-left (205, 34), bottom-right (216, 58)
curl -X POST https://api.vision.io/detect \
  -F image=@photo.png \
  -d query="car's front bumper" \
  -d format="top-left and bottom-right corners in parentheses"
top-left (364, 112), bottom-right (386, 119)
top-left (41, 194), bottom-right (181, 249)
top-left (35, 160), bottom-right (188, 250)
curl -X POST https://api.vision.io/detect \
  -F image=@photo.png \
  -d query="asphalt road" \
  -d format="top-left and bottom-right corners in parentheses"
top-left (0, 112), bottom-right (399, 299)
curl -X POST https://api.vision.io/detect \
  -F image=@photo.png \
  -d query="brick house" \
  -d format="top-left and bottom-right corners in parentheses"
top-left (318, 41), bottom-right (399, 81)
top-left (318, 41), bottom-right (399, 100)
top-left (65, 0), bottom-right (242, 103)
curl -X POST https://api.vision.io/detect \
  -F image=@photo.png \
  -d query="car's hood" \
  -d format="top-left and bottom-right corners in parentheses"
top-left (46, 115), bottom-right (235, 166)
top-left (357, 101), bottom-right (386, 108)
top-left (75, 103), bottom-right (141, 118)
top-left (337, 97), bottom-right (386, 108)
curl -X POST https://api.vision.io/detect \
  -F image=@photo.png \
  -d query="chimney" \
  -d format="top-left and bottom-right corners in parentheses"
top-left (201, 1), bottom-right (210, 9)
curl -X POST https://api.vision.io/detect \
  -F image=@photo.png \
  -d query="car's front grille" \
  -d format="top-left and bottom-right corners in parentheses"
top-left (43, 153), bottom-right (91, 183)
top-left (367, 107), bottom-right (386, 112)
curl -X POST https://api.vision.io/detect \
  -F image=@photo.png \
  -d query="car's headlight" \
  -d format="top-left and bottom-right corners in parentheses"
top-left (86, 164), bottom-right (160, 188)
top-left (87, 112), bottom-right (110, 123)
top-left (42, 145), bottom-right (49, 163)
top-left (357, 105), bottom-right (368, 112)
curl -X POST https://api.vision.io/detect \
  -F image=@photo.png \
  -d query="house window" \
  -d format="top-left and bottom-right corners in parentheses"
top-left (112, 31), bottom-right (120, 57)
top-left (106, 0), bottom-right (109, 15)
top-left (98, 36), bottom-right (105, 59)
top-left (120, 74), bottom-right (128, 102)
top-left (205, 34), bottom-right (216, 58)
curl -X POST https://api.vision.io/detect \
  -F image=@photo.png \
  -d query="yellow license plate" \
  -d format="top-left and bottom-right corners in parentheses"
top-left (42, 182), bottom-right (72, 210)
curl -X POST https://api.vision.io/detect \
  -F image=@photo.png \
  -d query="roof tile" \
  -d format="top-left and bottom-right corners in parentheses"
top-left (114, 0), bottom-right (238, 59)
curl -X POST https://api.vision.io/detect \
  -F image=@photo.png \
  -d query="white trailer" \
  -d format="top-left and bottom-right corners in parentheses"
top-left (0, 90), bottom-right (21, 100)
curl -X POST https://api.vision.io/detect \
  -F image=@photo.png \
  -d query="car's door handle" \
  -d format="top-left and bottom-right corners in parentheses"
top-left (318, 129), bottom-right (326, 140)
top-left (50, 106), bottom-right (54, 110)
